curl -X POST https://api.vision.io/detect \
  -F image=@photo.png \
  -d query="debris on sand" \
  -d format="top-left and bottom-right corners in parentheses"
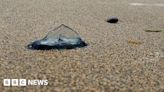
top-left (106, 16), bottom-right (118, 23)
top-left (160, 49), bottom-right (164, 58)
top-left (127, 39), bottom-right (142, 45)
top-left (27, 24), bottom-right (87, 50)
top-left (159, 57), bottom-right (164, 62)
top-left (145, 29), bottom-right (164, 32)
top-left (157, 49), bottom-right (164, 68)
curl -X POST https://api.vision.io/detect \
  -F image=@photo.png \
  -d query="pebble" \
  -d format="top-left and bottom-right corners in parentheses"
top-left (107, 17), bottom-right (119, 23)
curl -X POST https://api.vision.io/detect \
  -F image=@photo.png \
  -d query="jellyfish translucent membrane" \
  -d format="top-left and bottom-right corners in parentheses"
top-left (27, 24), bottom-right (87, 50)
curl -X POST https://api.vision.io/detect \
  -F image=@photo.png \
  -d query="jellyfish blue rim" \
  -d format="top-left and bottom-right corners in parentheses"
top-left (27, 38), bottom-right (87, 50)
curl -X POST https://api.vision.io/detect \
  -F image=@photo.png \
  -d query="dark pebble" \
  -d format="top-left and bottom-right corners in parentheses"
top-left (107, 17), bottom-right (118, 23)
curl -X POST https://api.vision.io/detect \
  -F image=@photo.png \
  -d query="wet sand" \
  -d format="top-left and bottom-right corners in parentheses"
top-left (0, 0), bottom-right (164, 91)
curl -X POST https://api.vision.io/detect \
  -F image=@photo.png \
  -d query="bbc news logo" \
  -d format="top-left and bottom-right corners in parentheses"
top-left (3, 79), bottom-right (48, 86)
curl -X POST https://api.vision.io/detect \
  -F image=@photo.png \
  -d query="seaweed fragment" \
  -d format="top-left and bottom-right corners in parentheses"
top-left (127, 39), bottom-right (142, 45)
top-left (145, 29), bottom-right (164, 32)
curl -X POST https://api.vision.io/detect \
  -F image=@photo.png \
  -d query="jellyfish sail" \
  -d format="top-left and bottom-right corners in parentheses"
top-left (27, 24), bottom-right (87, 50)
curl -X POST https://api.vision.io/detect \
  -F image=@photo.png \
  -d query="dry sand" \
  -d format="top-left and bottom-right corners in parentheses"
top-left (0, 0), bottom-right (164, 91)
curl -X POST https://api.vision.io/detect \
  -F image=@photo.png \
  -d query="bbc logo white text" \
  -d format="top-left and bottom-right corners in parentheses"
top-left (3, 79), bottom-right (48, 86)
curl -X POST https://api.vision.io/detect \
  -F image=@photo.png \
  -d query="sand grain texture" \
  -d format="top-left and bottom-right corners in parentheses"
top-left (0, 0), bottom-right (164, 91)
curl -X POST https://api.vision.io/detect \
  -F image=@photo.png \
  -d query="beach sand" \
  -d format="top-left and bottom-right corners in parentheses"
top-left (0, 0), bottom-right (164, 91)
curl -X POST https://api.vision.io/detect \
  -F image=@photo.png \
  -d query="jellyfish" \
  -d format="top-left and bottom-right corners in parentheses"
top-left (27, 24), bottom-right (87, 50)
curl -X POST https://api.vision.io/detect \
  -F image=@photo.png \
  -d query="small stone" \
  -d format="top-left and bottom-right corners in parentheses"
top-left (107, 17), bottom-right (119, 23)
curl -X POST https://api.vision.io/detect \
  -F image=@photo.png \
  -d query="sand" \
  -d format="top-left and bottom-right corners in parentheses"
top-left (0, 0), bottom-right (164, 91)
